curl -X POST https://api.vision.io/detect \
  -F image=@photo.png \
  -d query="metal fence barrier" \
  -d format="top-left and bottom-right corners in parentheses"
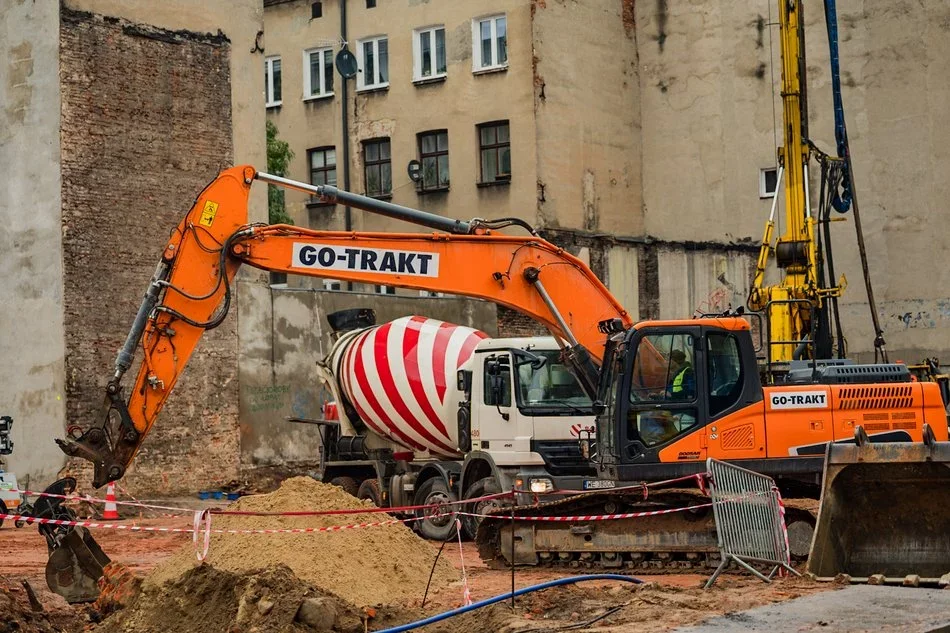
top-left (704, 458), bottom-right (799, 588)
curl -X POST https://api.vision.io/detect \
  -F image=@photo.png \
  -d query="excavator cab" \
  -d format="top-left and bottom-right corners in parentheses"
top-left (32, 477), bottom-right (111, 603)
top-left (806, 425), bottom-right (950, 583)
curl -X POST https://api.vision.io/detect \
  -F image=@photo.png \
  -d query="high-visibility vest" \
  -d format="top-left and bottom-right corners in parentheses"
top-left (672, 364), bottom-right (692, 395)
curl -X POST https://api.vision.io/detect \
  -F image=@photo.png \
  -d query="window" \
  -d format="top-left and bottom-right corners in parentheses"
top-left (311, 2), bottom-right (322, 19)
top-left (357, 36), bottom-right (389, 90)
top-left (483, 356), bottom-right (512, 407)
top-left (304, 48), bottom-right (334, 99)
top-left (308, 147), bottom-right (336, 203)
top-left (628, 332), bottom-right (698, 448)
top-left (419, 290), bottom-right (445, 297)
top-left (413, 26), bottom-right (447, 81)
top-left (366, 0), bottom-right (376, 7)
top-left (375, 285), bottom-right (395, 295)
top-left (478, 121), bottom-right (511, 183)
top-left (707, 332), bottom-right (743, 417)
top-left (417, 130), bottom-right (449, 191)
top-left (265, 56), bottom-right (282, 107)
top-left (363, 138), bottom-right (392, 197)
top-left (759, 167), bottom-right (778, 198)
top-left (473, 15), bottom-right (507, 71)
top-left (323, 280), bottom-right (342, 291)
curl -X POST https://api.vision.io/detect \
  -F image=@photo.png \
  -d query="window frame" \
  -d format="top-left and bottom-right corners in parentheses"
top-left (375, 284), bottom-right (395, 295)
top-left (303, 47), bottom-right (335, 100)
top-left (307, 146), bottom-right (337, 206)
top-left (362, 137), bottom-right (392, 198)
top-left (477, 120), bottom-right (511, 184)
top-left (265, 55), bottom-right (282, 108)
top-left (413, 25), bottom-right (447, 82)
top-left (759, 167), bottom-right (778, 199)
top-left (472, 14), bottom-right (508, 72)
top-left (356, 35), bottom-right (389, 91)
top-left (417, 129), bottom-right (450, 193)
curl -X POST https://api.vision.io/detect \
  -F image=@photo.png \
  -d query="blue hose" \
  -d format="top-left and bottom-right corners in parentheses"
top-left (374, 574), bottom-right (642, 633)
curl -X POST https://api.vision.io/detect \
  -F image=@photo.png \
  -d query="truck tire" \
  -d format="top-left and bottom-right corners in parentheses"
top-left (415, 478), bottom-right (458, 541)
top-left (357, 478), bottom-right (382, 507)
top-left (461, 476), bottom-right (502, 540)
top-left (329, 476), bottom-right (360, 498)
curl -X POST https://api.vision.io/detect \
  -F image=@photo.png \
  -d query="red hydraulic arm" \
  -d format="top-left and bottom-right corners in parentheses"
top-left (58, 165), bottom-right (633, 486)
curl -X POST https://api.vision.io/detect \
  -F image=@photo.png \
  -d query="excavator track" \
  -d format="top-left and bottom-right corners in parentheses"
top-left (474, 488), bottom-right (816, 572)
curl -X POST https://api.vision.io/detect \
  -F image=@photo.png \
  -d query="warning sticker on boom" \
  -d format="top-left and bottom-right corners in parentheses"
top-left (291, 243), bottom-right (440, 277)
top-left (768, 390), bottom-right (829, 410)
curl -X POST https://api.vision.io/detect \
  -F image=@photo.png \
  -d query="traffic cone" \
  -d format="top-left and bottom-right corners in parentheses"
top-left (102, 483), bottom-right (120, 520)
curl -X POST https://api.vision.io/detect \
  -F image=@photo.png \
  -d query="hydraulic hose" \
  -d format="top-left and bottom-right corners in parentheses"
top-left (373, 574), bottom-right (642, 633)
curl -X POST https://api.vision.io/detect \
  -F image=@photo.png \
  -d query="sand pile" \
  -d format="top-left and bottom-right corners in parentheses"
top-left (96, 564), bottom-right (362, 633)
top-left (146, 476), bottom-right (458, 608)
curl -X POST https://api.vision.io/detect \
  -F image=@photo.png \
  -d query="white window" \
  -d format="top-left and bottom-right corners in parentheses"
top-left (303, 47), bottom-right (334, 99)
top-left (759, 167), bottom-right (778, 199)
top-left (265, 56), bottom-right (282, 107)
top-left (418, 290), bottom-right (445, 297)
top-left (413, 26), bottom-right (446, 81)
top-left (375, 285), bottom-right (395, 295)
top-left (472, 15), bottom-right (507, 71)
top-left (323, 280), bottom-right (342, 291)
top-left (356, 36), bottom-right (389, 90)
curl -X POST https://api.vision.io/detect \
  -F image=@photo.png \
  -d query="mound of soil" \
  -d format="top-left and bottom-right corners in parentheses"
top-left (146, 477), bottom-right (458, 608)
top-left (0, 575), bottom-right (83, 633)
top-left (95, 564), bottom-right (362, 633)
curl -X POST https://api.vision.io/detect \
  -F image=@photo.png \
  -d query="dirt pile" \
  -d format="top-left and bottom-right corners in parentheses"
top-left (146, 476), bottom-right (458, 607)
top-left (96, 564), bottom-right (362, 633)
top-left (0, 575), bottom-right (83, 633)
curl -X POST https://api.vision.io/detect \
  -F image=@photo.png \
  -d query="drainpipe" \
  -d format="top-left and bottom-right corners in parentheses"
top-left (341, 0), bottom-right (352, 233)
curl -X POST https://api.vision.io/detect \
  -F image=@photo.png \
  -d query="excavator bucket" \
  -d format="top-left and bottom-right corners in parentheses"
top-left (46, 526), bottom-right (111, 603)
top-left (30, 477), bottom-right (112, 603)
top-left (806, 425), bottom-right (950, 584)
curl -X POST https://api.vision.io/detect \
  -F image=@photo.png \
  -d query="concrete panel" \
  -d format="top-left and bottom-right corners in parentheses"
top-left (657, 248), bottom-right (754, 320)
top-left (238, 286), bottom-right (497, 467)
top-left (607, 245), bottom-right (640, 319)
top-left (0, 0), bottom-right (67, 487)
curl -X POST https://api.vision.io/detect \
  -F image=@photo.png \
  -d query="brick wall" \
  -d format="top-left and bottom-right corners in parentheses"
top-left (60, 7), bottom-right (238, 495)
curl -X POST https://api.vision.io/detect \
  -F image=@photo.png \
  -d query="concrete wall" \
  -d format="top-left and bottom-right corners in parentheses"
top-left (237, 285), bottom-right (497, 470)
top-left (0, 0), bottom-right (68, 487)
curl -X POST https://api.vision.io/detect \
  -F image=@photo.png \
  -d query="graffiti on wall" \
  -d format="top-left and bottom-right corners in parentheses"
top-left (883, 299), bottom-right (950, 332)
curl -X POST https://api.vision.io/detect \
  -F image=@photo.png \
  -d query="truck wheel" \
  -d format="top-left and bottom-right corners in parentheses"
top-left (415, 478), bottom-right (458, 541)
top-left (329, 476), bottom-right (360, 498)
top-left (357, 479), bottom-right (382, 507)
top-left (461, 476), bottom-right (502, 540)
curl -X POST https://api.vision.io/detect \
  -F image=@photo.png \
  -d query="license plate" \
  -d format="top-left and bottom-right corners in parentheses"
top-left (583, 479), bottom-right (616, 490)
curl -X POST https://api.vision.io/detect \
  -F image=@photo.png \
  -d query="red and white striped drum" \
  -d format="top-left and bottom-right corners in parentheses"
top-left (332, 316), bottom-right (488, 457)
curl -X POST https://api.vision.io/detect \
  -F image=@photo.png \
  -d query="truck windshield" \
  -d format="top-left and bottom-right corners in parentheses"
top-left (514, 350), bottom-right (593, 413)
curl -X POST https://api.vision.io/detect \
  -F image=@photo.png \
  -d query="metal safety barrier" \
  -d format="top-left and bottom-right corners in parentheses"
top-left (704, 458), bottom-right (799, 588)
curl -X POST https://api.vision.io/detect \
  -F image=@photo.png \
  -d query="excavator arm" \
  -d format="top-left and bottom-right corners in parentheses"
top-left (58, 165), bottom-right (632, 489)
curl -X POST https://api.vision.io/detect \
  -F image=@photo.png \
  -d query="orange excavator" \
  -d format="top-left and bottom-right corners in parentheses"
top-left (41, 165), bottom-right (950, 601)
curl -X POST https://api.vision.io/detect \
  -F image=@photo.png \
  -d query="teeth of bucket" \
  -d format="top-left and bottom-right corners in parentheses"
top-left (45, 527), bottom-right (111, 604)
top-left (806, 437), bottom-right (950, 582)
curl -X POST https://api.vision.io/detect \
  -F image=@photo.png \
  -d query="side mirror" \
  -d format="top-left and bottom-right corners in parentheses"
top-left (489, 374), bottom-right (505, 404)
top-left (457, 369), bottom-right (473, 394)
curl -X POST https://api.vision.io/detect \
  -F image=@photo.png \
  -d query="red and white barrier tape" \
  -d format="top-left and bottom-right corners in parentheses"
top-left (455, 518), bottom-right (472, 606)
top-left (457, 500), bottom-right (715, 522)
top-left (772, 487), bottom-right (792, 577)
top-left (193, 510), bottom-right (211, 561)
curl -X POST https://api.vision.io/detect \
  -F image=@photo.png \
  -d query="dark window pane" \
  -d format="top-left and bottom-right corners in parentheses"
top-left (310, 53), bottom-right (320, 95)
top-left (421, 134), bottom-right (436, 154)
top-left (437, 131), bottom-right (448, 151)
top-left (382, 162), bottom-right (392, 193)
top-left (497, 123), bottom-right (509, 143)
top-left (421, 31), bottom-right (431, 76)
top-left (326, 149), bottom-right (336, 166)
top-left (366, 0), bottom-right (376, 7)
top-left (482, 149), bottom-right (497, 182)
top-left (438, 154), bottom-right (449, 186)
top-left (500, 147), bottom-right (511, 175)
top-left (312, 170), bottom-right (326, 186)
top-left (324, 51), bottom-right (334, 92)
top-left (422, 156), bottom-right (438, 188)
top-left (436, 28), bottom-right (446, 74)
top-left (481, 21), bottom-right (492, 66)
top-left (327, 167), bottom-right (337, 186)
top-left (366, 164), bottom-right (380, 195)
top-left (366, 142), bottom-right (379, 162)
top-left (378, 39), bottom-right (388, 83)
top-left (480, 126), bottom-right (494, 146)
top-left (380, 139), bottom-right (391, 160)
top-left (497, 17), bottom-right (507, 64)
top-left (273, 59), bottom-right (282, 101)
top-left (312, 2), bottom-right (322, 19)
top-left (364, 41), bottom-right (375, 84)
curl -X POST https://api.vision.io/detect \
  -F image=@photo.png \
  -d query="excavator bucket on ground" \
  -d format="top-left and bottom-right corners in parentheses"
top-left (806, 424), bottom-right (950, 585)
top-left (31, 477), bottom-right (111, 603)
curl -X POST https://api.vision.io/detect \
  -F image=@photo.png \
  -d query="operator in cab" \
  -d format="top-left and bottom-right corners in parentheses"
top-left (666, 349), bottom-right (695, 400)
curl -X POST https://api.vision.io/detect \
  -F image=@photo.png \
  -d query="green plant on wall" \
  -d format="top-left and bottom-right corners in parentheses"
top-left (267, 120), bottom-right (295, 225)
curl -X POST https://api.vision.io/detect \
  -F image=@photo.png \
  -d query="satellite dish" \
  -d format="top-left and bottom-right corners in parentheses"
top-left (335, 48), bottom-right (358, 79)
top-left (407, 159), bottom-right (422, 183)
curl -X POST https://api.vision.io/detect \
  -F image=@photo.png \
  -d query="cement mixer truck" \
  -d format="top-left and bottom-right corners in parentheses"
top-left (310, 310), bottom-right (596, 540)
